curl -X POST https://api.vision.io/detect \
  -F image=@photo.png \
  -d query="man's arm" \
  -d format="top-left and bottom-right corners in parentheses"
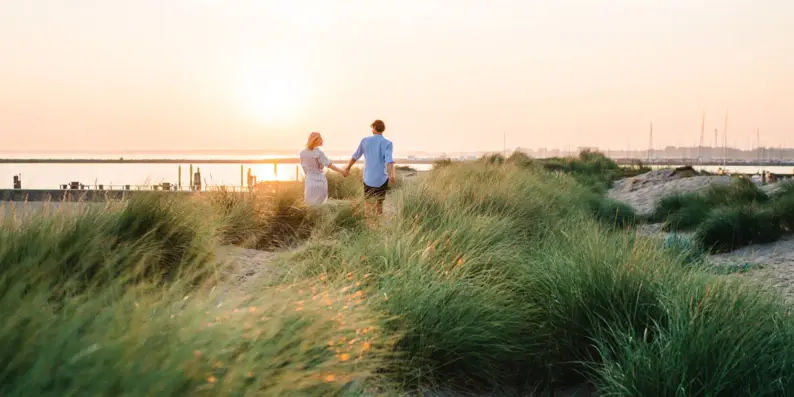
top-left (346, 157), bottom-right (357, 171)
top-left (384, 141), bottom-right (395, 183)
top-left (347, 140), bottom-right (364, 171)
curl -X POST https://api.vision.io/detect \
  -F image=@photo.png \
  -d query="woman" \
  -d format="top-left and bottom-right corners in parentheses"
top-left (300, 132), bottom-right (348, 206)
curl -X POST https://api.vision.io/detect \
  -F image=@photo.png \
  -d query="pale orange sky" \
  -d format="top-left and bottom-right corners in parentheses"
top-left (1, 0), bottom-right (792, 155)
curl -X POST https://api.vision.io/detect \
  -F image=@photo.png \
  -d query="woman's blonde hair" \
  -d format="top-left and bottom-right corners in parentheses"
top-left (306, 132), bottom-right (322, 150)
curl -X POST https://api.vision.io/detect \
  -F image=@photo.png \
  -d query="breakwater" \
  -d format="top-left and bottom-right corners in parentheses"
top-left (0, 189), bottom-right (195, 202)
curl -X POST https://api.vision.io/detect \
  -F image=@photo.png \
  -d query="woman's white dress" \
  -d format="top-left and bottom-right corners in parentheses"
top-left (300, 148), bottom-right (332, 206)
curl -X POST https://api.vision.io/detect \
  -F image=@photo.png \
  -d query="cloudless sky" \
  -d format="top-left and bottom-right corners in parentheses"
top-left (1, 0), bottom-right (792, 154)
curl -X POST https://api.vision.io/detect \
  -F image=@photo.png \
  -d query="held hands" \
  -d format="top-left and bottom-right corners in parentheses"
top-left (341, 168), bottom-right (350, 178)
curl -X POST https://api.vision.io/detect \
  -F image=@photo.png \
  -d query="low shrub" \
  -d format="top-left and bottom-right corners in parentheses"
top-left (694, 206), bottom-right (781, 253)
top-left (705, 177), bottom-right (768, 206)
top-left (652, 193), bottom-right (712, 231)
top-left (770, 183), bottom-right (794, 233)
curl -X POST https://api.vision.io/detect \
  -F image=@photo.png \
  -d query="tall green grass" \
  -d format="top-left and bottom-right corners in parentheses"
top-left (771, 182), bottom-right (794, 233)
top-left (4, 162), bottom-right (794, 396)
top-left (533, 149), bottom-right (648, 192)
top-left (0, 279), bottom-right (391, 396)
top-left (281, 162), bottom-right (794, 395)
top-left (653, 193), bottom-right (712, 231)
top-left (0, 195), bottom-right (217, 296)
top-left (0, 194), bottom-right (389, 396)
top-left (328, 167), bottom-right (365, 200)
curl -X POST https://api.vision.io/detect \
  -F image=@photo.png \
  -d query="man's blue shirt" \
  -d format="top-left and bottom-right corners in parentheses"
top-left (352, 134), bottom-right (394, 187)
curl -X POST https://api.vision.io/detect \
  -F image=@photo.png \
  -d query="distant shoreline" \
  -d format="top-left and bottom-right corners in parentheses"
top-left (0, 158), bottom-right (438, 164)
top-left (2, 157), bottom-right (793, 167)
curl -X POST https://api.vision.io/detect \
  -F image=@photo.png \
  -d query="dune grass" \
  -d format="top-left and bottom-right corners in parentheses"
top-left (650, 177), bottom-right (794, 252)
top-left (3, 160), bottom-right (794, 396)
top-left (0, 194), bottom-right (389, 397)
top-left (532, 149), bottom-right (650, 193)
top-left (0, 277), bottom-right (391, 396)
top-left (653, 192), bottom-right (713, 231)
top-left (771, 182), bottom-right (794, 233)
top-left (281, 162), bottom-right (794, 395)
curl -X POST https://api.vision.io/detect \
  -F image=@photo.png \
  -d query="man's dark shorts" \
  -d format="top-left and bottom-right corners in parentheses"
top-left (363, 181), bottom-right (388, 201)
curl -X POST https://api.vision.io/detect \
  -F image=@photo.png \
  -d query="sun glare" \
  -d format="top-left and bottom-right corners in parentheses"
top-left (238, 64), bottom-right (306, 126)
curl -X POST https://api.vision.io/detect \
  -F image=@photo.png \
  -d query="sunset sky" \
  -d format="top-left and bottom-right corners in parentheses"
top-left (1, 0), bottom-right (792, 155)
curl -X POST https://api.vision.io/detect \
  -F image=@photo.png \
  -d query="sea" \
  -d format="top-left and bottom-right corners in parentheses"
top-left (1, 152), bottom-right (792, 190)
top-left (0, 152), bottom-right (434, 190)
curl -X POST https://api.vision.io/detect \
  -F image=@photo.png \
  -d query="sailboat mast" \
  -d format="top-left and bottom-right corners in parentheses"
top-left (698, 110), bottom-right (705, 164)
top-left (647, 122), bottom-right (653, 163)
top-left (722, 111), bottom-right (728, 167)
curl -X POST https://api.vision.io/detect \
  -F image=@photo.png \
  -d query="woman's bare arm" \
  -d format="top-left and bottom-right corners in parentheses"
top-left (329, 164), bottom-right (349, 176)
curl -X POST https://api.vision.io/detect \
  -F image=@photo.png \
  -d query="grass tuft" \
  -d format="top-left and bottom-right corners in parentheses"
top-left (694, 206), bottom-right (782, 253)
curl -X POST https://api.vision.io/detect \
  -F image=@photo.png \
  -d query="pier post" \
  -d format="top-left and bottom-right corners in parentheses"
top-left (247, 168), bottom-right (252, 191)
top-left (295, 165), bottom-right (299, 181)
top-left (178, 165), bottom-right (182, 189)
top-left (274, 162), bottom-right (277, 177)
top-left (240, 165), bottom-right (244, 190)
top-left (194, 167), bottom-right (202, 191)
top-left (189, 164), bottom-right (193, 191)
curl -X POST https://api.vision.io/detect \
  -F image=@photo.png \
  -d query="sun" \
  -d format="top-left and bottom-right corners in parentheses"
top-left (238, 64), bottom-right (306, 126)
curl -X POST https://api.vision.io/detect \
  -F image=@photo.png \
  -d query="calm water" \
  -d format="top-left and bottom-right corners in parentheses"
top-left (2, 152), bottom-right (792, 190)
top-left (0, 153), bottom-right (432, 190)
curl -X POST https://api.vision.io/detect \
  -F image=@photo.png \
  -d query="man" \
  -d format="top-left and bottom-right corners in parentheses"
top-left (345, 119), bottom-right (395, 217)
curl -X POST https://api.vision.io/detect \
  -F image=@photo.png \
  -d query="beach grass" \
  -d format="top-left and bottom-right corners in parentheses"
top-left (649, 176), bottom-right (794, 252)
top-left (771, 182), bottom-right (794, 233)
top-left (653, 192), bottom-right (712, 231)
top-left (2, 156), bottom-right (794, 396)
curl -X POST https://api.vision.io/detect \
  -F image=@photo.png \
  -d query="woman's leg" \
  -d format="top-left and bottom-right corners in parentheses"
top-left (320, 176), bottom-right (329, 204)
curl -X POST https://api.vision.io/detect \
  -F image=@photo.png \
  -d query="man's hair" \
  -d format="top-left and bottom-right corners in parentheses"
top-left (371, 120), bottom-right (386, 133)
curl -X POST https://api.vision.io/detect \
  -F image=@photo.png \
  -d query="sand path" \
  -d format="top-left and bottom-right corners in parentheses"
top-left (609, 174), bottom-right (732, 216)
top-left (708, 236), bottom-right (794, 301)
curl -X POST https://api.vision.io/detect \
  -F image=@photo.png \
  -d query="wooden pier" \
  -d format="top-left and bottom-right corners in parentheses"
top-left (0, 181), bottom-right (299, 202)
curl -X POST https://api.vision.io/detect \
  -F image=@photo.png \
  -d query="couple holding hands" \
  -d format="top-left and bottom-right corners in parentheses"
top-left (300, 119), bottom-right (395, 216)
